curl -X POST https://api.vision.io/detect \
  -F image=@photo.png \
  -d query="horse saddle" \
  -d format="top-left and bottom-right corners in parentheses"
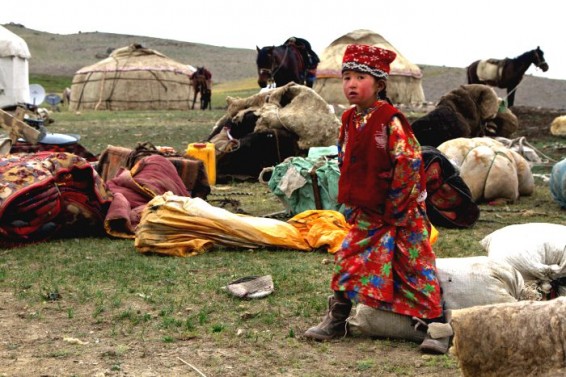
top-left (477, 59), bottom-right (508, 83)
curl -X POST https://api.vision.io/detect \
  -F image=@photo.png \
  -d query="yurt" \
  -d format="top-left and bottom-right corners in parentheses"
top-left (69, 44), bottom-right (194, 111)
top-left (314, 29), bottom-right (425, 106)
top-left (0, 25), bottom-right (31, 108)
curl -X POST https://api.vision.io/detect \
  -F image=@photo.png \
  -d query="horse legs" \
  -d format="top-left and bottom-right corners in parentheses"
top-left (199, 88), bottom-right (211, 110)
top-left (200, 91), bottom-right (206, 111)
top-left (191, 89), bottom-right (198, 110)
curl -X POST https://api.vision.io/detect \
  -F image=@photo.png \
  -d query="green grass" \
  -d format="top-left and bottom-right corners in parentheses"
top-left (29, 74), bottom-right (72, 94)
top-left (29, 74), bottom-right (260, 111)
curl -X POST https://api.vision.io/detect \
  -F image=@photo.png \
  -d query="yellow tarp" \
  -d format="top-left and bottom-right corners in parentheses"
top-left (134, 192), bottom-right (350, 257)
top-left (134, 192), bottom-right (437, 257)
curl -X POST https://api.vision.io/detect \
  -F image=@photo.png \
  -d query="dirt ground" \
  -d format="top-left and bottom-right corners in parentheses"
top-left (0, 288), bottom-right (461, 377)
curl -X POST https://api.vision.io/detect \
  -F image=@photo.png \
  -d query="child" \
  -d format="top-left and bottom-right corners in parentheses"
top-left (304, 44), bottom-right (450, 354)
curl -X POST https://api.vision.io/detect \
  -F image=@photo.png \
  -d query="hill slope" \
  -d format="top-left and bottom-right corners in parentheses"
top-left (4, 23), bottom-right (566, 110)
top-left (4, 23), bottom-right (257, 83)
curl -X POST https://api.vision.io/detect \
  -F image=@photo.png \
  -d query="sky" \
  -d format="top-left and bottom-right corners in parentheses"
top-left (2, 0), bottom-right (565, 81)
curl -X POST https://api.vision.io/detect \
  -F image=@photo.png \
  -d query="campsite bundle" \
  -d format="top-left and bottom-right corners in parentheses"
top-left (438, 136), bottom-right (534, 203)
top-left (550, 157), bottom-right (566, 208)
top-left (411, 84), bottom-right (518, 147)
top-left (265, 146), bottom-right (479, 229)
top-left (206, 82), bottom-right (340, 182)
top-left (348, 255), bottom-right (528, 342)
top-left (134, 192), bottom-right (350, 257)
top-left (265, 154), bottom-right (341, 216)
top-left (349, 222), bottom-right (566, 348)
top-left (421, 146), bottom-right (479, 228)
top-left (480, 222), bottom-right (566, 296)
top-left (0, 152), bottom-right (111, 245)
top-left (103, 154), bottom-right (191, 239)
top-left (96, 142), bottom-right (210, 200)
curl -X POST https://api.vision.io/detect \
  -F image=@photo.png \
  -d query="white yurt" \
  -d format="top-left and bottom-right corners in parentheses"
top-left (69, 44), bottom-right (194, 111)
top-left (0, 25), bottom-right (31, 108)
top-left (314, 29), bottom-right (425, 106)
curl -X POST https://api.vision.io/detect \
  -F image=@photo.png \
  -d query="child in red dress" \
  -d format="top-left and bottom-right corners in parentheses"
top-left (304, 44), bottom-right (450, 354)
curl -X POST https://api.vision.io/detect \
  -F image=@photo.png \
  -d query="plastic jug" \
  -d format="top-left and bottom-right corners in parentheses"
top-left (185, 142), bottom-right (216, 185)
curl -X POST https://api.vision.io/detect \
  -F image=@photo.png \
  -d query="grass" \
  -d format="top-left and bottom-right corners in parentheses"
top-left (29, 74), bottom-right (72, 94)
top-left (1, 82), bottom-right (565, 376)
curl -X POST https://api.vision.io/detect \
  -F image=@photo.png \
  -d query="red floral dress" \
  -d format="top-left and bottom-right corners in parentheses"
top-left (331, 104), bottom-right (443, 319)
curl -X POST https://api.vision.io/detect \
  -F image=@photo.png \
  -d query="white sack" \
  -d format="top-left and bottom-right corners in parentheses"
top-left (481, 222), bottom-right (566, 282)
top-left (348, 256), bottom-right (526, 341)
top-left (437, 256), bottom-right (524, 309)
top-left (437, 137), bottom-right (534, 202)
top-left (348, 304), bottom-right (426, 342)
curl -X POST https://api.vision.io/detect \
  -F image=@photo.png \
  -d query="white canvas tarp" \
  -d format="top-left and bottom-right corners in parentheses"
top-left (0, 26), bottom-right (30, 108)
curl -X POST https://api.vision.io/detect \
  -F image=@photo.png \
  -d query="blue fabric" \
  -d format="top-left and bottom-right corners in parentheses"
top-left (550, 158), bottom-right (566, 209)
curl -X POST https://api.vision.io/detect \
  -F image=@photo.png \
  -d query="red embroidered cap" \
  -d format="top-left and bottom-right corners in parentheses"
top-left (342, 44), bottom-right (397, 79)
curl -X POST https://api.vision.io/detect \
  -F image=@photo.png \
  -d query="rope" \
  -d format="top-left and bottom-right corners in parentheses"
top-left (258, 167), bottom-right (274, 184)
top-left (507, 136), bottom-right (558, 163)
top-left (482, 150), bottom-right (512, 200)
top-left (94, 74), bottom-right (106, 111)
top-left (461, 146), bottom-right (512, 201)
top-left (125, 141), bottom-right (181, 168)
top-left (503, 84), bottom-right (520, 103)
top-left (272, 130), bottom-right (282, 163)
top-left (275, 107), bottom-right (291, 132)
top-left (75, 71), bottom-right (93, 110)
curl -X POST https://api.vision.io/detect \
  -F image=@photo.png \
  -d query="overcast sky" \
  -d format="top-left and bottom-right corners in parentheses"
top-left (2, 0), bottom-right (564, 81)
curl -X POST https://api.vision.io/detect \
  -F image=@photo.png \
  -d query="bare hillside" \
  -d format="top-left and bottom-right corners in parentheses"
top-left (4, 23), bottom-right (258, 83)
top-left (4, 23), bottom-right (566, 110)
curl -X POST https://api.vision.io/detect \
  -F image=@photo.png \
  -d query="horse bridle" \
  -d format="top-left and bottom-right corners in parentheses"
top-left (259, 46), bottom-right (290, 88)
top-left (533, 50), bottom-right (547, 69)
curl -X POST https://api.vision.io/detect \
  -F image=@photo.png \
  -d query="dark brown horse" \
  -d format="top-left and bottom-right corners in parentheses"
top-left (256, 44), bottom-right (306, 89)
top-left (190, 67), bottom-right (212, 110)
top-left (466, 47), bottom-right (549, 107)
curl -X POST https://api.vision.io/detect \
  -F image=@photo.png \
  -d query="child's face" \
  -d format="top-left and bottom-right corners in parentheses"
top-left (342, 70), bottom-right (384, 109)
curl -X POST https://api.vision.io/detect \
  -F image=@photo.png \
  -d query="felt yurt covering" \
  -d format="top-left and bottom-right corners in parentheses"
top-left (314, 29), bottom-right (425, 106)
top-left (0, 25), bottom-right (31, 108)
top-left (69, 44), bottom-right (193, 111)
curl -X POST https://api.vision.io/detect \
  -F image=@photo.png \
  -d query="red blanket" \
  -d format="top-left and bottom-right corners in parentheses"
top-left (104, 154), bottom-right (190, 238)
top-left (0, 152), bottom-right (111, 246)
top-left (96, 144), bottom-right (210, 199)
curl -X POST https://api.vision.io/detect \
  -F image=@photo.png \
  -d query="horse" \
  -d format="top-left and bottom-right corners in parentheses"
top-left (466, 47), bottom-right (549, 107)
top-left (190, 67), bottom-right (212, 110)
top-left (256, 43), bottom-right (306, 89)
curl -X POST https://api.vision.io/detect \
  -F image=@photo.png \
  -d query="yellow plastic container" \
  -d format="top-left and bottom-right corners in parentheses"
top-left (185, 142), bottom-right (216, 186)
